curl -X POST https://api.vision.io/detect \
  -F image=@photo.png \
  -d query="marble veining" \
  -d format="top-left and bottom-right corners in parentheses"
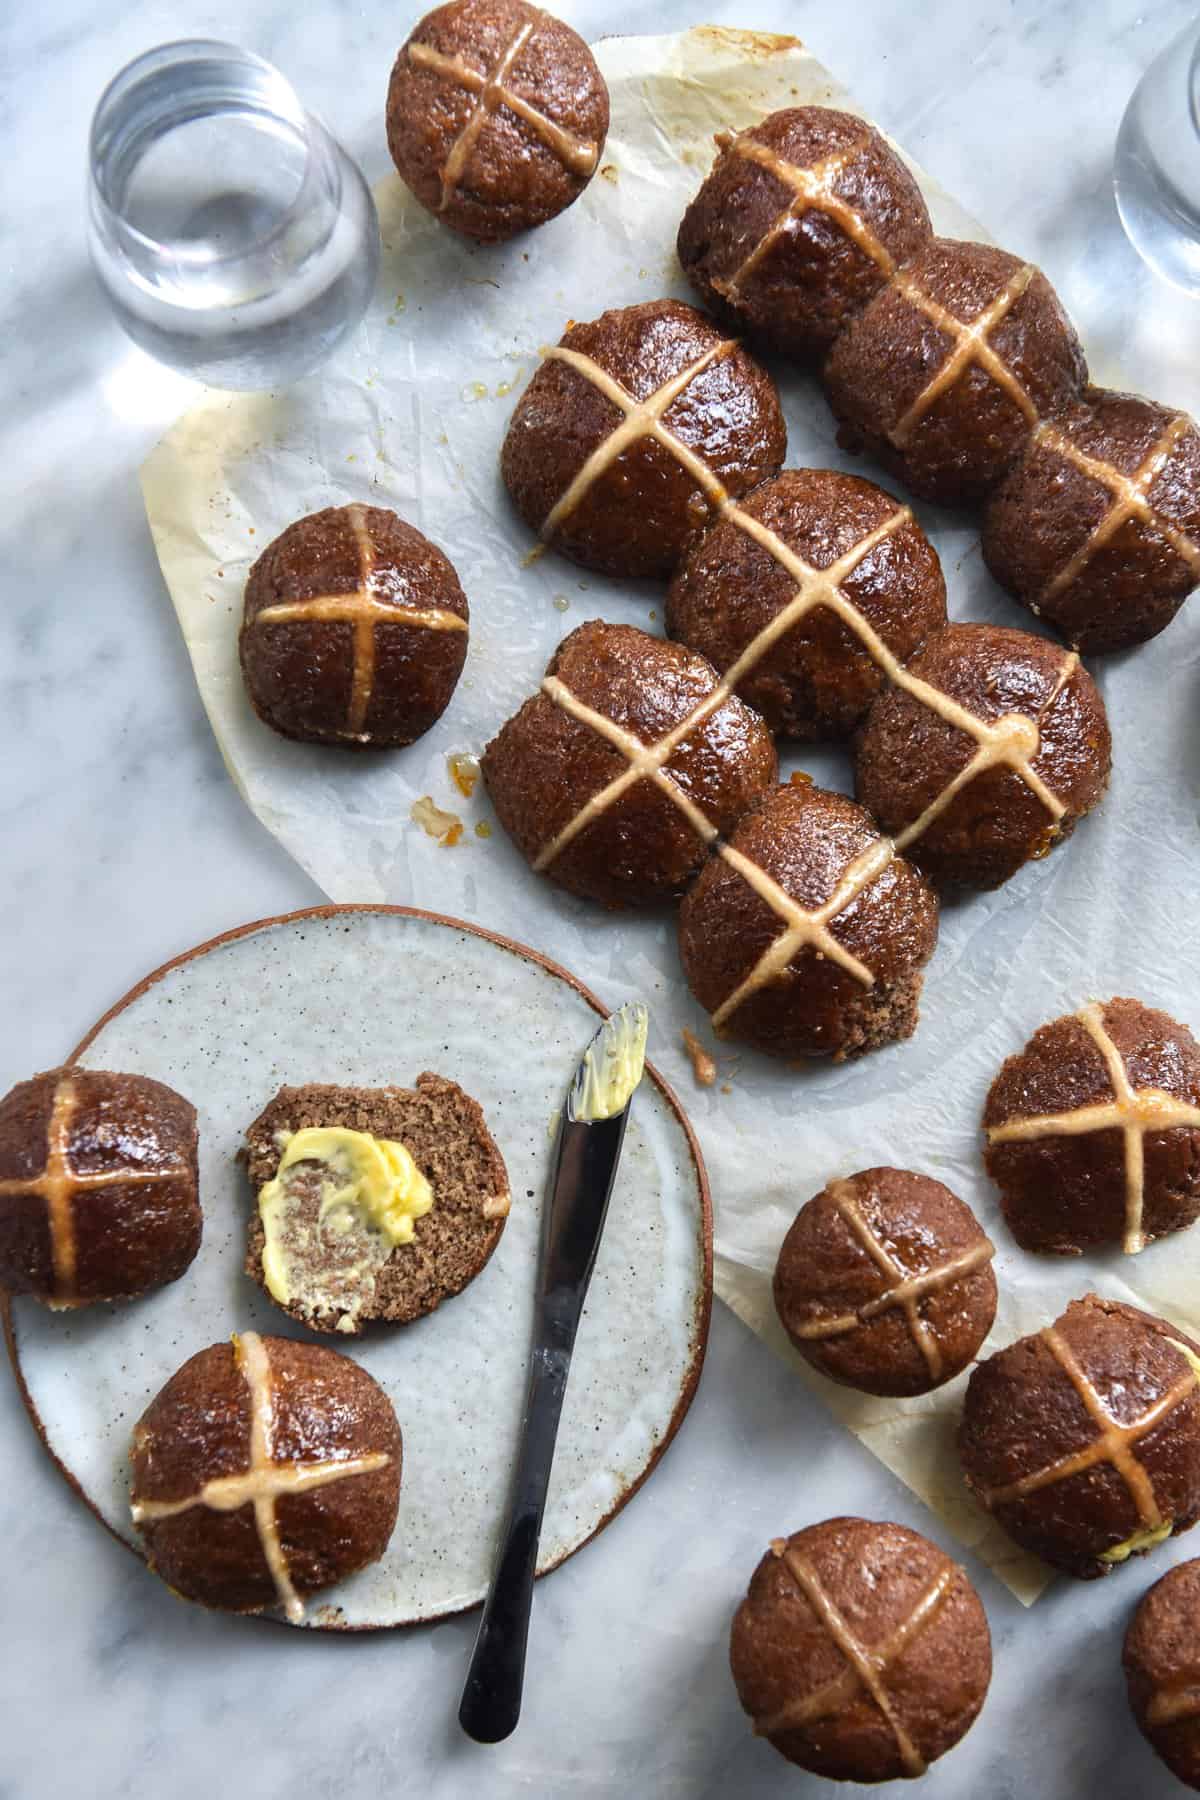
top-left (3, 2), bottom-right (1200, 1796)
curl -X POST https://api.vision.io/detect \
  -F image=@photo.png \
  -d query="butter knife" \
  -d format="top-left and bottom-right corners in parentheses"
top-left (458, 1000), bottom-right (649, 1744)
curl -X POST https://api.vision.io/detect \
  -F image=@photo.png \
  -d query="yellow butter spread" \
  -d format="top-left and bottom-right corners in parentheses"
top-left (258, 1128), bottom-right (433, 1321)
top-left (1099, 1519), bottom-right (1173, 1564)
top-left (571, 1002), bottom-right (649, 1122)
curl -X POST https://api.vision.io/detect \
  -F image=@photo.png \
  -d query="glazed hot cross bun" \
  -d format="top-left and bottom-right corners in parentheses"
top-left (853, 621), bottom-right (1111, 890)
top-left (666, 467), bottom-right (947, 741)
top-left (386, 0), bottom-right (609, 243)
top-left (501, 298), bottom-right (787, 579)
top-left (678, 780), bottom-right (939, 1062)
top-left (678, 106), bottom-right (1200, 651)
top-left (482, 619), bottom-right (777, 906)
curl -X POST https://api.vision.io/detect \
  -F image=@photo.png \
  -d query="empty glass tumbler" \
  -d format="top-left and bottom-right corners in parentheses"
top-left (1114, 17), bottom-right (1200, 296)
top-left (88, 40), bottom-right (380, 390)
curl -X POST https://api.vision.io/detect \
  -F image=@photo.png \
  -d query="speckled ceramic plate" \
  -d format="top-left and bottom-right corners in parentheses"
top-left (3, 905), bottom-right (711, 1629)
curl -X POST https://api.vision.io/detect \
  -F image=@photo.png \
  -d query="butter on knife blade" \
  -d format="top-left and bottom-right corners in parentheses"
top-left (569, 1002), bottom-right (649, 1123)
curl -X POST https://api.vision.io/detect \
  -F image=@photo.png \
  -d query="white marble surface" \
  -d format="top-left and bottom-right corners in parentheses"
top-left (4, 2), bottom-right (1200, 1795)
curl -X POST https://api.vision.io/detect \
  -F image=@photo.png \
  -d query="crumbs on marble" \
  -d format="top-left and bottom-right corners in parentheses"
top-left (553, 594), bottom-right (570, 612)
top-left (600, 163), bottom-right (618, 183)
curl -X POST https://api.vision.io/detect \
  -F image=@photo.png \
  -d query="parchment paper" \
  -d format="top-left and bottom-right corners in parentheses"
top-left (141, 27), bottom-right (1200, 1604)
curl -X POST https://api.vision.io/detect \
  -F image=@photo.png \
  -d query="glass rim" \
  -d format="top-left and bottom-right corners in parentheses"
top-left (88, 37), bottom-right (323, 270)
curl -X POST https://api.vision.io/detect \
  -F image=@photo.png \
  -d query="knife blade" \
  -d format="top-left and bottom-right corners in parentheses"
top-left (458, 1000), bottom-right (649, 1744)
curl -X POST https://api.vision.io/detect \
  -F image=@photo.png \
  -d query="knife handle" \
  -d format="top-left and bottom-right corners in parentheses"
top-left (458, 1343), bottom-right (570, 1743)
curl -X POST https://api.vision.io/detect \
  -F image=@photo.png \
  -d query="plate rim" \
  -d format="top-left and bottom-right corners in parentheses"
top-left (3, 901), bottom-right (713, 1632)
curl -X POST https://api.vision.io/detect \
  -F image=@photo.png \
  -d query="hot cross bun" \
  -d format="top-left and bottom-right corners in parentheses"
top-left (730, 1517), bottom-right (992, 1781)
top-left (676, 106), bottom-right (932, 359)
top-left (500, 298), bottom-right (787, 579)
top-left (130, 1332), bottom-right (402, 1620)
top-left (239, 504), bottom-right (469, 750)
top-left (774, 1167), bottom-right (996, 1396)
top-left (677, 780), bottom-right (938, 1062)
top-left (0, 1066), bottom-right (200, 1309)
top-left (386, 0), bottom-right (609, 243)
top-left (983, 998), bottom-right (1200, 1256)
top-left (666, 466), bottom-right (946, 740)
top-left (853, 621), bottom-right (1111, 889)
top-left (959, 1295), bottom-right (1200, 1579)
top-left (482, 619), bottom-right (777, 906)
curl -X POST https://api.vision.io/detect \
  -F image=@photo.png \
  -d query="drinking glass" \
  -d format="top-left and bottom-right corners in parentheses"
top-left (1114, 17), bottom-right (1200, 296)
top-left (87, 40), bottom-right (380, 391)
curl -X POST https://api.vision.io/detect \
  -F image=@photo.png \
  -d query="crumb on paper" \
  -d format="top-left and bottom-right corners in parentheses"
top-left (474, 820), bottom-right (492, 839)
top-left (448, 752), bottom-right (480, 798)
top-left (553, 593), bottom-right (570, 612)
top-left (720, 1083), bottom-right (733, 1095)
top-left (494, 378), bottom-right (517, 397)
top-left (410, 796), bottom-right (462, 847)
top-left (648, 608), bottom-right (658, 621)
top-left (463, 382), bottom-right (489, 402)
top-left (681, 1027), bottom-right (717, 1088)
top-left (600, 163), bottom-right (618, 183)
